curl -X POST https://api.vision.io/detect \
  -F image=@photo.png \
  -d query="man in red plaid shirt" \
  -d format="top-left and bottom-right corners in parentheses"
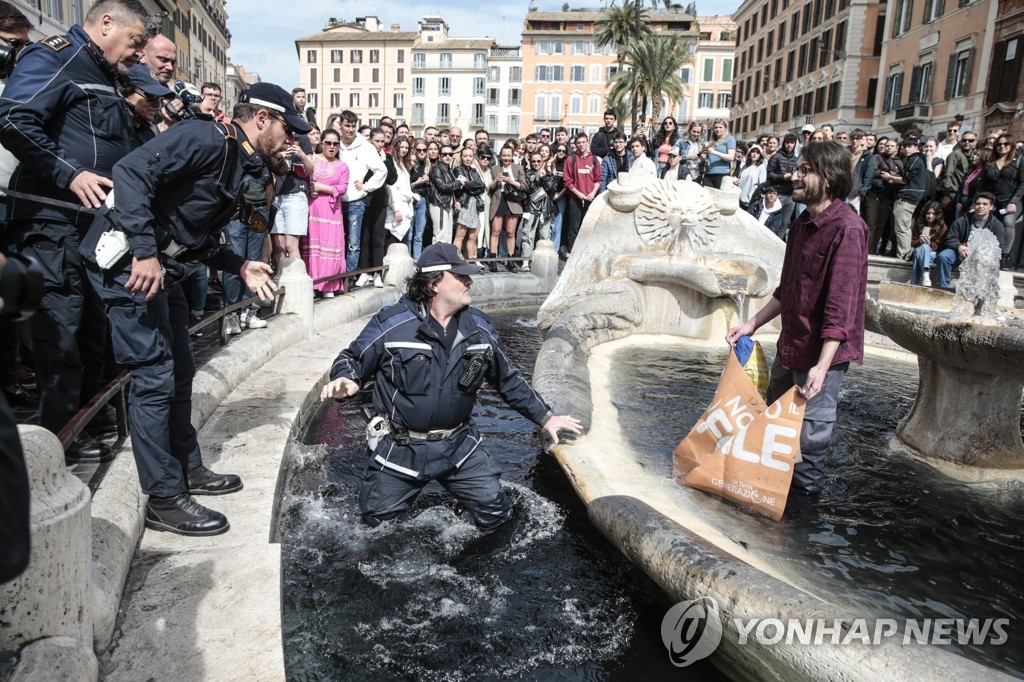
top-left (728, 140), bottom-right (868, 494)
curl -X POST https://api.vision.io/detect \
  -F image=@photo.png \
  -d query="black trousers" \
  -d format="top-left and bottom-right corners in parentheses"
top-left (19, 222), bottom-right (106, 433)
top-left (87, 262), bottom-right (202, 497)
top-left (359, 199), bottom-right (389, 270)
top-left (0, 391), bottom-right (29, 583)
top-left (564, 195), bottom-right (591, 252)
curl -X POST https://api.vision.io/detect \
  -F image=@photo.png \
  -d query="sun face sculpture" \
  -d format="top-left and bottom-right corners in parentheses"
top-left (633, 180), bottom-right (721, 255)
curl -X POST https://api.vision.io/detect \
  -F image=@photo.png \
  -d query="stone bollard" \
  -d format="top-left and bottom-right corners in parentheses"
top-left (383, 243), bottom-right (415, 292)
top-left (10, 636), bottom-right (97, 681)
top-left (275, 256), bottom-right (315, 339)
top-left (0, 426), bottom-right (96, 679)
top-left (531, 239), bottom-right (559, 292)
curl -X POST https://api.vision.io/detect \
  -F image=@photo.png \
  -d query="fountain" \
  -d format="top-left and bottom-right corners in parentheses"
top-left (533, 174), bottom-right (1020, 679)
top-left (867, 229), bottom-right (1024, 472)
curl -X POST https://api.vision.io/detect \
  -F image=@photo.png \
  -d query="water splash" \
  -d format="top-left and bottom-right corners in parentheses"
top-left (952, 229), bottom-right (1001, 319)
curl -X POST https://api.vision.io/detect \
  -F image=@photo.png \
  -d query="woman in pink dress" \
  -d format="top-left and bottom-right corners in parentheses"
top-left (302, 129), bottom-right (350, 297)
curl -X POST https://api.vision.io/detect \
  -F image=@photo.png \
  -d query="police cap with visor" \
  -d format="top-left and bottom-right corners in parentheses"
top-left (239, 83), bottom-right (312, 135)
top-left (416, 243), bottom-right (483, 276)
top-left (124, 64), bottom-right (173, 98)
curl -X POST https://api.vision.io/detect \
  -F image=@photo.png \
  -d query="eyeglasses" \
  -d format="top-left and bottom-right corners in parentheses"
top-left (322, 141), bottom-right (339, 147)
top-left (794, 165), bottom-right (815, 177)
top-left (0, 36), bottom-right (31, 49)
top-left (415, 147), bottom-right (427, 152)
top-left (556, 148), bottom-right (567, 153)
top-left (998, 142), bottom-right (1012, 147)
top-left (962, 138), bottom-right (977, 143)
top-left (441, 152), bottom-right (453, 157)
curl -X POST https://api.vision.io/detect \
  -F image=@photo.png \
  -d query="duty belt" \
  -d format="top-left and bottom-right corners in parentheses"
top-left (390, 420), bottom-right (464, 444)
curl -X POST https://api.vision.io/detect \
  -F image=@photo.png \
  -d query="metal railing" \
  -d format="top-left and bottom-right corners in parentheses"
top-left (56, 286), bottom-right (287, 453)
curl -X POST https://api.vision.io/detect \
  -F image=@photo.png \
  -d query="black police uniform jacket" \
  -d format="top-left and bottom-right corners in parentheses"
top-left (80, 119), bottom-right (265, 275)
top-left (329, 295), bottom-right (553, 481)
top-left (0, 25), bottom-right (135, 229)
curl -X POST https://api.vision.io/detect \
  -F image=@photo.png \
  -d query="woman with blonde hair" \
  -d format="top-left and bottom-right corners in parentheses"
top-left (703, 118), bottom-right (736, 189)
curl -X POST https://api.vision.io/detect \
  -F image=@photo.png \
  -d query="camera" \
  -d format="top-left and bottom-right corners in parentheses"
top-left (161, 81), bottom-right (207, 122)
top-left (0, 253), bottom-right (44, 321)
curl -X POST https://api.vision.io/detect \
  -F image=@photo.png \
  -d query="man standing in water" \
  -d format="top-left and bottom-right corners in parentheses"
top-left (726, 141), bottom-right (868, 494)
top-left (321, 243), bottom-right (582, 529)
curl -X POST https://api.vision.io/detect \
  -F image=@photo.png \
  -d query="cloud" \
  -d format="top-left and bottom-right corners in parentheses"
top-left (225, 0), bottom-right (742, 88)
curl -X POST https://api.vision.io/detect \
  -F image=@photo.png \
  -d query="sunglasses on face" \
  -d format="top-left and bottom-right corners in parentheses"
top-left (416, 147), bottom-right (427, 152)
top-left (441, 152), bottom-right (453, 157)
top-left (557, 148), bottom-right (567, 153)
top-left (322, 141), bottom-right (340, 147)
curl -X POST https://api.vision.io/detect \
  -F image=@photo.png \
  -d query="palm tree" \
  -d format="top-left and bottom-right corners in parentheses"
top-left (607, 35), bottom-right (693, 126)
top-left (632, 0), bottom-right (674, 125)
top-left (594, 1), bottom-right (651, 72)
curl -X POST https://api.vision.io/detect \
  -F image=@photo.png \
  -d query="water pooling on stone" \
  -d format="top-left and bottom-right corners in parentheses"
top-left (277, 308), bottom-right (726, 681)
top-left (610, 342), bottom-right (1024, 676)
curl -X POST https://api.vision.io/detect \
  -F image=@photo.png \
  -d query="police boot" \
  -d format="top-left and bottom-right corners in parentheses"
top-left (187, 465), bottom-right (243, 495)
top-left (146, 493), bottom-right (229, 536)
top-left (65, 433), bottom-right (114, 464)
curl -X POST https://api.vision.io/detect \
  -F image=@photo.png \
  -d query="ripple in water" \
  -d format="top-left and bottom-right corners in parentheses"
top-left (278, 309), bottom-right (718, 681)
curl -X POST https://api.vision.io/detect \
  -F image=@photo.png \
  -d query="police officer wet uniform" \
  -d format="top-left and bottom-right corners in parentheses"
top-left (328, 243), bottom-right (555, 529)
top-left (79, 82), bottom-right (311, 536)
top-left (0, 24), bottom-right (138, 460)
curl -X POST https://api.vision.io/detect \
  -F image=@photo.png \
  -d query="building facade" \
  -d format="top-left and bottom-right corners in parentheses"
top-left (688, 15), bottom-right (736, 124)
top-left (484, 45), bottom-right (523, 140)
top-left (983, 0), bottom-right (1024, 139)
top-left (730, 0), bottom-right (882, 138)
top-left (874, 0), bottom-right (997, 138)
top-left (410, 17), bottom-right (491, 133)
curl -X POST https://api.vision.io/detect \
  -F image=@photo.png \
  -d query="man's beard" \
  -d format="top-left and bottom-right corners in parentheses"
top-left (793, 181), bottom-right (825, 206)
top-left (256, 129), bottom-right (289, 175)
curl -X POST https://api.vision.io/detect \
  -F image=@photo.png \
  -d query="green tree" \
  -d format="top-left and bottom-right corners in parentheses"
top-left (607, 35), bottom-right (693, 125)
top-left (594, 0), bottom-right (651, 72)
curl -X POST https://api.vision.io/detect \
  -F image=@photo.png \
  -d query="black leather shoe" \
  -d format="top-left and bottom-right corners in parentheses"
top-left (65, 433), bottom-right (114, 463)
top-left (488, 261), bottom-right (498, 273)
top-left (505, 261), bottom-right (519, 273)
top-left (187, 465), bottom-right (243, 496)
top-left (2, 383), bottom-right (37, 406)
top-left (146, 493), bottom-right (229, 536)
top-left (558, 247), bottom-right (569, 260)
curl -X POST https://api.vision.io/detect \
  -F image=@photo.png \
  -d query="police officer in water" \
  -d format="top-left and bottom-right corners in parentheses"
top-left (321, 243), bottom-right (583, 530)
top-left (79, 82), bottom-right (310, 536)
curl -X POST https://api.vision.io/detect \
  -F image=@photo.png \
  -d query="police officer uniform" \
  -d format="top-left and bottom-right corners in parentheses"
top-left (78, 83), bottom-right (311, 535)
top-left (329, 244), bottom-right (553, 529)
top-left (0, 25), bottom-right (136, 457)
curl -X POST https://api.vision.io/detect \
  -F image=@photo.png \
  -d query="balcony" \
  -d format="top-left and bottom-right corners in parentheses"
top-left (891, 103), bottom-right (931, 135)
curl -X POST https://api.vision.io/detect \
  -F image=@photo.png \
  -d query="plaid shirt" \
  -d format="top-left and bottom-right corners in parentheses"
top-left (773, 199), bottom-right (868, 371)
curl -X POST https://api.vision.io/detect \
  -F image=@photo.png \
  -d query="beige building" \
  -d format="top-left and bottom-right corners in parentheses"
top-left (687, 15), bottom-right (736, 123)
top-left (410, 17), bottom-right (492, 132)
top-left (874, 0), bottom-right (997, 138)
top-left (731, 0), bottom-right (882, 138)
top-left (295, 16), bottom-right (416, 127)
top-left (521, 9), bottom-right (698, 136)
top-left (184, 0), bottom-right (229, 89)
top-left (484, 45), bottom-right (523, 139)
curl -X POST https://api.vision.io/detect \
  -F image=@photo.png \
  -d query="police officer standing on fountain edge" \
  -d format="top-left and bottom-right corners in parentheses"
top-left (79, 83), bottom-right (309, 536)
top-left (321, 243), bottom-right (583, 530)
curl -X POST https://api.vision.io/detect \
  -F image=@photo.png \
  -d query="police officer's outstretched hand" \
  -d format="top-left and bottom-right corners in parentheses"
top-left (241, 260), bottom-right (278, 301)
top-left (320, 377), bottom-right (359, 401)
top-left (125, 256), bottom-right (163, 300)
top-left (69, 170), bottom-right (114, 209)
top-left (542, 415), bottom-right (584, 445)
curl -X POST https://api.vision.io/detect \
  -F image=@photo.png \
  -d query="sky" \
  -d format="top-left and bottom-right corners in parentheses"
top-left (225, 0), bottom-right (743, 89)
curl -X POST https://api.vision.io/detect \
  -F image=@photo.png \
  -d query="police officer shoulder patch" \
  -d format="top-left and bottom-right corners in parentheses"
top-left (241, 140), bottom-right (255, 156)
top-left (41, 35), bottom-right (70, 51)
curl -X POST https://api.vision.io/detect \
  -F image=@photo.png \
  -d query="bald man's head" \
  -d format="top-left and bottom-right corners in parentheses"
top-left (141, 34), bottom-right (176, 84)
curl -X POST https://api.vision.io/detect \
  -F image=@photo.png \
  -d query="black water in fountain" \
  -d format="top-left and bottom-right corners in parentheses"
top-left (278, 307), bottom-right (727, 681)
top-left (611, 343), bottom-right (1024, 676)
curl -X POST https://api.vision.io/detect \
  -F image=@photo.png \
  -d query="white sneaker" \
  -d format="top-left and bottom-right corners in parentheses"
top-left (355, 273), bottom-right (371, 288)
top-left (240, 309), bottom-right (267, 329)
top-left (373, 273), bottom-right (384, 288)
top-left (922, 272), bottom-right (931, 287)
top-left (224, 312), bottom-right (242, 336)
top-left (322, 291), bottom-right (335, 298)
top-left (521, 262), bottom-right (530, 272)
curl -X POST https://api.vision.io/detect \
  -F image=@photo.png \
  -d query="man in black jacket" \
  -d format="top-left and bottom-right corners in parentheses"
top-left (79, 82), bottom-right (307, 536)
top-left (884, 135), bottom-right (929, 259)
top-left (589, 110), bottom-right (622, 160)
top-left (935, 192), bottom-right (1004, 287)
top-left (766, 134), bottom-right (799, 237)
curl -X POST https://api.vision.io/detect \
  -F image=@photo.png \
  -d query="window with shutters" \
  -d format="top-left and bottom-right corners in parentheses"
top-left (698, 91), bottom-right (714, 108)
top-left (570, 93), bottom-right (582, 114)
top-left (368, 93), bottom-right (379, 109)
top-left (440, 53), bottom-right (452, 69)
top-left (334, 68), bottom-right (341, 83)
top-left (571, 65), bottom-right (585, 82)
top-left (813, 0), bottom-right (823, 24)
top-left (704, 58), bottom-right (715, 81)
top-left (439, 77), bottom-right (451, 96)
top-left (352, 68), bottom-right (359, 83)
top-left (331, 49), bottom-right (342, 63)
top-left (803, 2), bottom-right (812, 31)
top-left (509, 89), bottom-right (522, 106)
top-left (814, 86), bottom-right (826, 113)
top-left (412, 103), bottom-right (424, 124)
top-left (778, 23), bottom-right (786, 50)
top-left (330, 92), bottom-right (340, 108)
top-left (820, 30), bottom-right (832, 68)
top-left (782, 99), bottom-right (791, 120)
top-left (723, 58), bottom-right (733, 82)
top-left (882, 71), bottom-right (903, 112)
top-left (827, 81), bottom-right (840, 109)
top-left (718, 92), bottom-right (733, 108)
top-left (349, 92), bottom-right (360, 107)
top-left (835, 22), bottom-right (847, 56)
top-left (550, 93), bottom-right (562, 120)
top-left (794, 93), bottom-right (803, 115)
top-left (987, 38), bottom-right (1023, 105)
top-left (791, 11), bottom-right (800, 41)
top-left (946, 44), bottom-right (974, 98)
top-left (413, 53), bottom-right (425, 69)
top-left (372, 68), bottom-right (380, 83)
top-left (757, 38), bottom-right (764, 63)
top-left (473, 103), bottom-right (485, 125)
top-left (307, 49), bottom-right (316, 64)
top-left (908, 61), bottom-right (934, 102)
top-left (799, 43), bottom-right (807, 76)
top-left (413, 78), bottom-right (424, 96)
top-left (397, 50), bottom-right (405, 64)
top-left (397, 68), bottom-right (405, 83)
top-left (474, 78), bottom-right (486, 97)
top-left (535, 93), bottom-right (547, 119)
top-left (351, 50), bottom-right (363, 64)
top-left (922, 0), bottom-right (945, 22)
top-left (310, 68), bottom-right (318, 89)
top-left (892, 0), bottom-right (913, 37)
top-left (487, 87), bottom-right (500, 105)
top-left (510, 66), bottom-right (522, 83)
top-left (787, 50), bottom-right (795, 81)
top-left (437, 103), bottom-right (450, 124)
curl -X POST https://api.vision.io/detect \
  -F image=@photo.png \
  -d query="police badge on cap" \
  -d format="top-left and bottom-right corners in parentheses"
top-left (239, 83), bottom-right (312, 135)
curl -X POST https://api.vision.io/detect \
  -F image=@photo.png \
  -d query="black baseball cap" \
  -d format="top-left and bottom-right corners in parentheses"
top-left (125, 64), bottom-right (172, 98)
top-left (416, 243), bottom-right (483, 276)
top-left (239, 83), bottom-right (313, 135)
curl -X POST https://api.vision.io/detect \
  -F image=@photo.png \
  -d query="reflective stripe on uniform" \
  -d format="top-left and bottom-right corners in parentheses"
top-left (374, 453), bottom-right (420, 478)
top-left (384, 341), bottom-right (433, 351)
